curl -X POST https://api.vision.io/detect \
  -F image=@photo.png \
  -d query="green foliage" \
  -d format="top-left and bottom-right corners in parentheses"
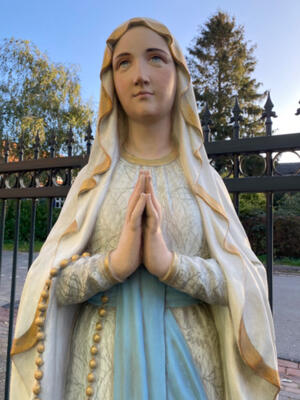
top-left (0, 38), bottom-right (94, 157)
top-left (274, 216), bottom-right (300, 258)
top-left (274, 192), bottom-right (300, 216)
top-left (240, 213), bottom-right (300, 258)
top-left (240, 214), bottom-right (266, 255)
top-left (4, 199), bottom-right (61, 242)
top-left (239, 192), bottom-right (266, 216)
top-left (238, 192), bottom-right (300, 257)
top-left (187, 11), bottom-right (265, 140)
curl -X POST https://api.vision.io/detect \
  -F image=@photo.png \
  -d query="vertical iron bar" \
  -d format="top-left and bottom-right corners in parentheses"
top-left (231, 97), bottom-right (242, 213)
top-left (28, 198), bottom-right (37, 269)
top-left (1, 138), bottom-right (9, 280)
top-left (66, 126), bottom-right (73, 186)
top-left (47, 197), bottom-right (54, 234)
top-left (85, 122), bottom-right (93, 157)
top-left (262, 92), bottom-right (277, 311)
top-left (266, 148), bottom-right (274, 311)
top-left (29, 133), bottom-right (40, 269)
top-left (4, 198), bottom-right (21, 400)
top-left (266, 187), bottom-right (273, 311)
top-left (47, 130), bottom-right (55, 234)
top-left (233, 155), bottom-right (239, 213)
top-left (0, 199), bottom-right (6, 279)
top-left (202, 104), bottom-right (212, 144)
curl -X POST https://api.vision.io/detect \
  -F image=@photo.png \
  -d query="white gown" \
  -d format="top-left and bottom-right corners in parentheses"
top-left (56, 153), bottom-right (226, 399)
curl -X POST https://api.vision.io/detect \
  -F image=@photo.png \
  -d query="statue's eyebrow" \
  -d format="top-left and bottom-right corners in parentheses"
top-left (145, 48), bottom-right (169, 56)
top-left (113, 48), bottom-right (169, 62)
top-left (113, 52), bottom-right (131, 62)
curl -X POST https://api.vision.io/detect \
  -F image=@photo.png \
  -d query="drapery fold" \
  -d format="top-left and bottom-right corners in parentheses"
top-left (89, 266), bottom-right (208, 400)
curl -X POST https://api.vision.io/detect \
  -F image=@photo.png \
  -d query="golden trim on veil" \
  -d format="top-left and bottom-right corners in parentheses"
top-left (239, 319), bottom-right (281, 389)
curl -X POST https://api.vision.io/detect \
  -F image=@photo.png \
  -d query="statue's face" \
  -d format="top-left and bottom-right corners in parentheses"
top-left (112, 26), bottom-right (176, 124)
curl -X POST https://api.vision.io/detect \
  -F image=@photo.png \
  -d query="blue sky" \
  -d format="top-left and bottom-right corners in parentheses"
top-left (1, 0), bottom-right (300, 161)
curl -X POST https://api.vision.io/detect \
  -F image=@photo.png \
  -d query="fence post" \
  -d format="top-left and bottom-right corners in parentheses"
top-left (262, 92), bottom-right (277, 311)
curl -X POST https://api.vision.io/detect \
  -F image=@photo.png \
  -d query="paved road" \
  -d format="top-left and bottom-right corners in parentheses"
top-left (0, 251), bottom-right (38, 308)
top-left (274, 274), bottom-right (300, 361)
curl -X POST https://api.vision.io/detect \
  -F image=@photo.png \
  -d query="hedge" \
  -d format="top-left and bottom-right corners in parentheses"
top-left (3, 199), bottom-right (60, 242)
top-left (240, 214), bottom-right (300, 258)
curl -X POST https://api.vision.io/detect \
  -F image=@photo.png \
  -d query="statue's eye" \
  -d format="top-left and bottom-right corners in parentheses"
top-left (150, 55), bottom-right (163, 63)
top-left (118, 60), bottom-right (130, 69)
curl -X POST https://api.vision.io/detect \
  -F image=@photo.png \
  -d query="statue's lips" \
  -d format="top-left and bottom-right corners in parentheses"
top-left (133, 92), bottom-right (154, 97)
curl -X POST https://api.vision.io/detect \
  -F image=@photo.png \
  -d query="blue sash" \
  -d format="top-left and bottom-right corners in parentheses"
top-left (88, 266), bottom-right (208, 400)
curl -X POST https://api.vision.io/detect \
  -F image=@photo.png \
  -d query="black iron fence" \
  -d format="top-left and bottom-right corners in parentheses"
top-left (1, 94), bottom-right (300, 399)
top-left (0, 123), bottom-right (93, 400)
top-left (203, 94), bottom-right (300, 311)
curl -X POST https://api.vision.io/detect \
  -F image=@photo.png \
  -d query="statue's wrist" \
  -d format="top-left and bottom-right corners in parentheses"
top-left (105, 250), bottom-right (124, 283)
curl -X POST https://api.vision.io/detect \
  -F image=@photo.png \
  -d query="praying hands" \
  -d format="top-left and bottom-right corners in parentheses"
top-left (110, 170), bottom-right (173, 281)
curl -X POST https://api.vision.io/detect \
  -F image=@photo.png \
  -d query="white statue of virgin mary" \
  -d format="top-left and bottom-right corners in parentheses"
top-left (10, 17), bottom-right (280, 400)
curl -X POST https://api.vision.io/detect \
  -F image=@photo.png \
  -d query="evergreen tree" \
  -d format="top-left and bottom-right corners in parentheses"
top-left (187, 11), bottom-right (265, 140)
top-left (0, 38), bottom-right (94, 158)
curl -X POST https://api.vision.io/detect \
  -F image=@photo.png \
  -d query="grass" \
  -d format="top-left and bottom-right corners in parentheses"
top-left (258, 254), bottom-right (300, 267)
top-left (3, 240), bottom-right (44, 252)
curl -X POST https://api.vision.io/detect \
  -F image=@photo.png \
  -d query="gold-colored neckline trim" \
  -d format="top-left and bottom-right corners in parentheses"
top-left (120, 147), bottom-right (178, 166)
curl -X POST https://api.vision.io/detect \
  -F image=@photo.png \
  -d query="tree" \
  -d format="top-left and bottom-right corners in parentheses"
top-left (187, 11), bottom-right (265, 140)
top-left (0, 38), bottom-right (94, 157)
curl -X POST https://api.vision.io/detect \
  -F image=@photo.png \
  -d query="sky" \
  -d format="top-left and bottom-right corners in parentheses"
top-left (1, 0), bottom-right (300, 162)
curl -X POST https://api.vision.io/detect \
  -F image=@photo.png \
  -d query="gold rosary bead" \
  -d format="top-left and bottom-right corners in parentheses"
top-left (82, 252), bottom-right (90, 257)
top-left (101, 295), bottom-right (109, 303)
top-left (86, 386), bottom-right (93, 396)
top-left (37, 343), bottom-right (45, 353)
top-left (50, 268), bottom-right (59, 277)
top-left (32, 382), bottom-right (41, 395)
top-left (38, 302), bottom-right (47, 312)
top-left (60, 259), bottom-right (69, 268)
top-left (45, 278), bottom-right (52, 289)
top-left (93, 333), bottom-right (101, 343)
top-left (34, 370), bottom-right (43, 380)
top-left (90, 345), bottom-right (98, 355)
top-left (95, 322), bottom-right (102, 331)
top-left (98, 308), bottom-right (106, 317)
top-left (35, 317), bottom-right (45, 327)
top-left (35, 357), bottom-right (44, 367)
top-left (71, 254), bottom-right (80, 262)
top-left (87, 372), bottom-right (95, 383)
top-left (41, 290), bottom-right (49, 300)
top-left (89, 358), bottom-right (97, 369)
top-left (37, 331), bottom-right (45, 341)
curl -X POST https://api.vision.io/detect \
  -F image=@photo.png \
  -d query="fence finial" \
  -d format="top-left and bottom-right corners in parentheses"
top-left (4, 135), bottom-right (10, 163)
top-left (85, 122), bottom-right (94, 156)
top-left (230, 96), bottom-right (243, 140)
top-left (66, 126), bottom-right (74, 157)
top-left (17, 133), bottom-right (24, 161)
top-left (202, 104), bottom-right (212, 143)
top-left (262, 92), bottom-right (277, 136)
top-left (34, 133), bottom-right (40, 160)
top-left (49, 129), bottom-right (56, 158)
